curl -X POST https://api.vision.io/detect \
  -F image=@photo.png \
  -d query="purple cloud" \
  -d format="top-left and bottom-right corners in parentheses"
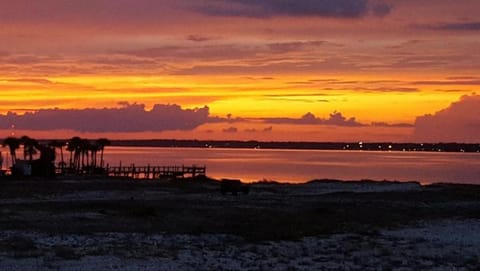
top-left (262, 111), bottom-right (364, 127)
top-left (196, 0), bottom-right (391, 18)
top-left (414, 94), bottom-right (480, 143)
top-left (0, 103), bottom-right (210, 132)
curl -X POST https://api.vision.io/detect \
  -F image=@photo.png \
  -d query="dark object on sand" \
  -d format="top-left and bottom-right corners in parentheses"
top-left (221, 179), bottom-right (250, 195)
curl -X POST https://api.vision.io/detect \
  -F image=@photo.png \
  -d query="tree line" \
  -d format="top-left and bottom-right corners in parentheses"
top-left (2, 136), bottom-right (110, 174)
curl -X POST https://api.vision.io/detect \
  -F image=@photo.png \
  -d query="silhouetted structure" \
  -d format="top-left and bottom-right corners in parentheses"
top-left (106, 164), bottom-right (206, 179)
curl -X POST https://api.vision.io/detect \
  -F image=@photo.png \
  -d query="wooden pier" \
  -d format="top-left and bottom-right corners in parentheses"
top-left (105, 164), bottom-right (206, 179)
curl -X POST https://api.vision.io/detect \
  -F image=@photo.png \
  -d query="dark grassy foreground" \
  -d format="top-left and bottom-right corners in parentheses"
top-left (1, 176), bottom-right (479, 241)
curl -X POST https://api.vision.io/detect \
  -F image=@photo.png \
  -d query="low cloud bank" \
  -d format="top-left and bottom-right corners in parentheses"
top-left (0, 103), bottom-right (210, 133)
top-left (261, 111), bottom-right (364, 127)
top-left (414, 94), bottom-right (480, 142)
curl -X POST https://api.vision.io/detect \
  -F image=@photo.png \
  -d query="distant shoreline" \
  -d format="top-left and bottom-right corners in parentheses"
top-left (97, 140), bottom-right (479, 153)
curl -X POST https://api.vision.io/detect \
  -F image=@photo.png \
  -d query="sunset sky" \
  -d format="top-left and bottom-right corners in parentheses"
top-left (0, 0), bottom-right (479, 142)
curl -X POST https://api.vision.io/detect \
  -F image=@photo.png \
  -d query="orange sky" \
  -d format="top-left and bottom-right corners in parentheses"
top-left (0, 0), bottom-right (479, 142)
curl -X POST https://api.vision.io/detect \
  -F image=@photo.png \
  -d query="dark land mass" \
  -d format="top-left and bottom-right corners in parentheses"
top-left (1, 176), bottom-right (479, 269)
top-left (1, 177), bottom-right (479, 240)
top-left (96, 140), bottom-right (480, 152)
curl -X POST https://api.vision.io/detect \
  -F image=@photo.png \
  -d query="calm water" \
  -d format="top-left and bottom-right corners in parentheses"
top-left (100, 147), bottom-right (480, 184)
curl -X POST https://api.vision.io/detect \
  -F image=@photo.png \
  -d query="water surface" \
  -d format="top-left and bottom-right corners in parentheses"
top-left (102, 147), bottom-right (480, 184)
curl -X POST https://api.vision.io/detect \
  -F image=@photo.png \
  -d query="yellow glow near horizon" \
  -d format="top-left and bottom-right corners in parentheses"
top-left (0, 74), bottom-right (474, 125)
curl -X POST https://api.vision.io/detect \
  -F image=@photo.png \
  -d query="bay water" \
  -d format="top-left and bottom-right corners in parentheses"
top-left (102, 147), bottom-right (480, 184)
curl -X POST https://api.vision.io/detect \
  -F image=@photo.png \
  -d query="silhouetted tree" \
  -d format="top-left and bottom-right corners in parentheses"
top-left (67, 136), bottom-right (83, 171)
top-left (21, 135), bottom-right (39, 162)
top-left (96, 138), bottom-right (110, 168)
top-left (2, 137), bottom-right (20, 166)
top-left (49, 140), bottom-right (66, 170)
top-left (80, 139), bottom-right (91, 171)
top-left (89, 143), bottom-right (100, 168)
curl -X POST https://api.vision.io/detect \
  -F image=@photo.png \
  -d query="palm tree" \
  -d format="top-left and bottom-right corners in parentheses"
top-left (2, 137), bottom-right (20, 166)
top-left (49, 140), bottom-right (66, 170)
top-left (80, 139), bottom-right (91, 171)
top-left (67, 136), bottom-right (83, 172)
top-left (96, 138), bottom-right (110, 168)
top-left (89, 143), bottom-right (100, 168)
top-left (21, 135), bottom-right (39, 162)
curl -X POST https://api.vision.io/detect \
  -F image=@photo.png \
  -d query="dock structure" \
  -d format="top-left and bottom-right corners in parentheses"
top-left (105, 164), bottom-right (206, 179)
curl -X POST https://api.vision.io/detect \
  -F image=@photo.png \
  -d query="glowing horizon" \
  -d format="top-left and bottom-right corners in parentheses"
top-left (1, 0), bottom-right (479, 142)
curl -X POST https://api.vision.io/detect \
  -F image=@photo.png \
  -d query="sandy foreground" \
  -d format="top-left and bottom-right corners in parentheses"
top-left (0, 177), bottom-right (479, 270)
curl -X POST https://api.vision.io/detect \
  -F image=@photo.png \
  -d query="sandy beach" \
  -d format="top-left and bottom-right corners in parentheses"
top-left (0, 177), bottom-right (479, 270)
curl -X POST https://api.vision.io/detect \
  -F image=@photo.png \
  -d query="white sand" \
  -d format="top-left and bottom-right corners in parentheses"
top-left (1, 219), bottom-right (478, 270)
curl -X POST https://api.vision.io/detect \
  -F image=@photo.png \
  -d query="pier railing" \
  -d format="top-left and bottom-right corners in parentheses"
top-left (105, 164), bottom-right (206, 179)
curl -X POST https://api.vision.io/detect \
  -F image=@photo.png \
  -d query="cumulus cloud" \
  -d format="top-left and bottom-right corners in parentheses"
top-left (0, 103), bottom-right (210, 132)
top-left (414, 94), bottom-right (480, 143)
top-left (196, 0), bottom-right (391, 18)
top-left (262, 111), bottom-right (364, 127)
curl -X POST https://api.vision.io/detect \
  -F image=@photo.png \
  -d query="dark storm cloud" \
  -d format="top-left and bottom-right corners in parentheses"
top-left (195, 0), bottom-right (391, 18)
top-left (0, 103), bottom-right (210, 132)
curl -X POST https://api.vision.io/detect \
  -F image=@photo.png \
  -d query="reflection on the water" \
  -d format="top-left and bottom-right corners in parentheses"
top-left (101, 147), bottom-right (480, 184)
